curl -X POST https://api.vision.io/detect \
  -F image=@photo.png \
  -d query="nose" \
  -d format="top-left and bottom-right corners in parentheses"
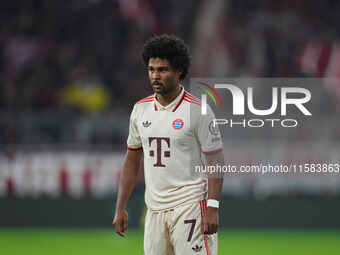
top-left (151, 70), bottom-right (161, 80)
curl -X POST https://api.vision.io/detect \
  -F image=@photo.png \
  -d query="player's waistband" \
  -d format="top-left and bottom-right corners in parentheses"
top-left (147, 197), bottom-right (207, 212)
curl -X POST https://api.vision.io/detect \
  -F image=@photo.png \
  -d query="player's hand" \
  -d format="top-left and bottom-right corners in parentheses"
top-left (201, 207), bottom-right (219, 235)
top-left (113, 209), bottom-right (128, 237)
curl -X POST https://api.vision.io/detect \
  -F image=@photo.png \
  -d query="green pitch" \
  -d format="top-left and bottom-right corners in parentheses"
top-left (1, 228), bottom-right (339, 255)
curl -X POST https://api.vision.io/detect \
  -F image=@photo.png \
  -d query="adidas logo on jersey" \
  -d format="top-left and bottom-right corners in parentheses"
top-left (192, 244), bottom-right (202, 252)
top-left (142, 121), bottom-right (151, 127)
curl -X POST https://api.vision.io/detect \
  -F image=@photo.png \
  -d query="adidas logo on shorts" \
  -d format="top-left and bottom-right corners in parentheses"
top-left (192, 244), bottom-right (202, 252)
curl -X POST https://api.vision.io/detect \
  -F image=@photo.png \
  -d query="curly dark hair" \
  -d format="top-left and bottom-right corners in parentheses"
top-left (141, 34), bottom-right (191, 81)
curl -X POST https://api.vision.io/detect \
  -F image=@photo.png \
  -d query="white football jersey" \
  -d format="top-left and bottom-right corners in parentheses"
top-left (127, 87), bottom-right (223, 210)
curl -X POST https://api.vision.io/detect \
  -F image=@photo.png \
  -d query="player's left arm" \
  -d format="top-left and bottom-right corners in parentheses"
top-left (201, 150), bottom-right (224, 235)
top-left (195, 103), bottom-right (224, 235)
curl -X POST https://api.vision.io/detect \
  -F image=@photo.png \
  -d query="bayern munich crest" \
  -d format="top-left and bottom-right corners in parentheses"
top-left (172, 119), bottom-right (184, 130)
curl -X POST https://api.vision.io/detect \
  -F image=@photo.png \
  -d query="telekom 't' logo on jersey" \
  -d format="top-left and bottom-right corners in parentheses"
top-left (148, 137), bottom-right (170, 167)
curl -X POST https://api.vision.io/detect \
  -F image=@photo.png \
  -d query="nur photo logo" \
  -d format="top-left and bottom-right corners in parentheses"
top-left (195, 79), bottom-right (312, 128)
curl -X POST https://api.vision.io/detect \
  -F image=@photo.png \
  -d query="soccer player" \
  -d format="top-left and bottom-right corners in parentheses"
top-left (113, 34), bottom-right (224, 255)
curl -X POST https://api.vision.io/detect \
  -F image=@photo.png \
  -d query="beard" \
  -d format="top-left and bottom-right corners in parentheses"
top-left (151, 80), bottom-right (177, 95)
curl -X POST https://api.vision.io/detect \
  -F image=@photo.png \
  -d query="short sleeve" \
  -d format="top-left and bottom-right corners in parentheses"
top-left (127, 105), bottom-right (142, 150)
top-left (196, 104), bottom-right (223, 154)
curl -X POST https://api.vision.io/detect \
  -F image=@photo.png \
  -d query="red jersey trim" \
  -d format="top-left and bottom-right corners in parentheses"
top-left (184, 96), bottom-right (201, 104)
top-left (199, 201), bottom-right (203, 220)
top-left (136, 95), bottom-right (154, 104)
top-left (127, 146), bottom-right (142, 151)
top-left (202, 147), bottom-right (223, 155)
top-left (204, 232), bottom-right (211, 255)
top-left (154, 103), bottom-right (158, 111)
top-left (136, 99), bottom-right (153, 104)
top-left (172, 91), bottom-right (186, 112)
top-left (184, 91), bottom-right (201, 102)
top-left (142, 95), bottom-right (154, 100)
top-left (200, 200), bottom-right (211, 255)
top-left (184, 98), bottom-right (201, 106)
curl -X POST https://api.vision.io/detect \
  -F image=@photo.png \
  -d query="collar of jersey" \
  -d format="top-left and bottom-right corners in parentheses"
top-left (154, 86), bottom-right (185, 112)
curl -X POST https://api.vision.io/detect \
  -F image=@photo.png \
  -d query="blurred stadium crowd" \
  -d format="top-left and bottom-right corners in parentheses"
top-left (0, 0), bottom-right (340, 145)
top-left (0, 0), bottom-right (199, 145)
top-left (1, 0), bottom-right (340, 198)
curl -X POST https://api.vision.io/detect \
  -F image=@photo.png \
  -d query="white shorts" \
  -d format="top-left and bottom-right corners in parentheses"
top-left (144, 199), bottom-right (217, 255)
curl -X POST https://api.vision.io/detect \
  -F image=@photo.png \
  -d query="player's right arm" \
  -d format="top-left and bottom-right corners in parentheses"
top-left (113, 148), bottom-right (142, 237)
top-left (113, 104), bottom-right (143, 237)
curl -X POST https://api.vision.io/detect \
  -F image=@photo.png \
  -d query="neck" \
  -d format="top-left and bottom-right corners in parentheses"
top-left (156, 85), bottom-right (182, 106)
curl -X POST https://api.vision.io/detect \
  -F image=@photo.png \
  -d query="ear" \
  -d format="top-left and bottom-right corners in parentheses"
top-left (176, 69), bottom-right (183, 80)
